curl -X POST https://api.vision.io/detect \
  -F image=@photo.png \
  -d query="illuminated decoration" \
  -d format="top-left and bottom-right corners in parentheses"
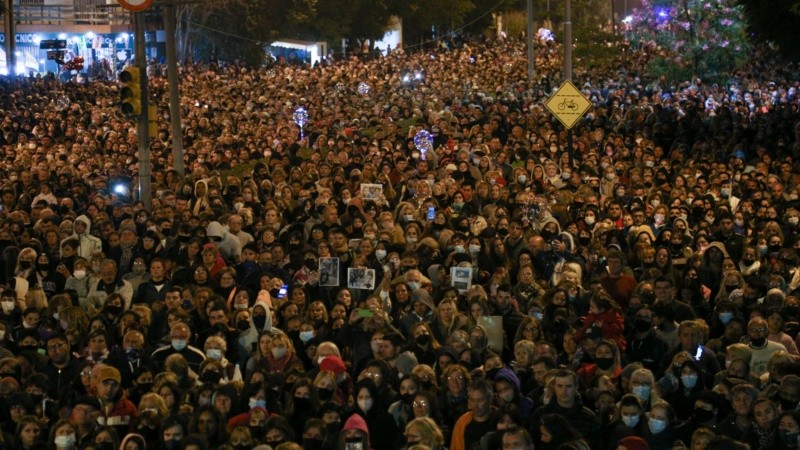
top-left (357, 82), bottom-right (370, 95)
top-left (55, 95), bottom-right (71, 110)
top-left (413, 130), bottom-right (433, 160)
top-left (293, 106), bottom-right (308, 139)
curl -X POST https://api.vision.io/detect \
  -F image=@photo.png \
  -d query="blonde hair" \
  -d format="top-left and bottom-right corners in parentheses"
top-left (405, 417), bottom-right (444, 447)
top-left (139, 392), bottom-right (169, 418)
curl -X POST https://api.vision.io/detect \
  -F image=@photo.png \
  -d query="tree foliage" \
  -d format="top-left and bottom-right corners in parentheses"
top-left (393, 0), bottom-right (477, 46)
top-left (177, 0), bottom-right (316, 65)
top-left (739, 0), bottom-right (800, 58)
top-left (626, 0), bottom-right (750, 82)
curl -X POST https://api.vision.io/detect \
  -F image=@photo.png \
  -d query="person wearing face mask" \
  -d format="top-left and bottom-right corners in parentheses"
top-left (257, 333), bottom-right (302, 375)
top-left (605, 395), bottom-right (646, 447)
top-left (644, 401), bottom-right (679, 450)
top-left (679, 394), bottom-right (720, 443)
top-left (150, 321), bottom-right (207, 373)
top-left (160, 417), bottom-right (186, 450)
top-left (354, 378), bottom-right (399, 450)
top-left (663, 359), bottom-right (706, 421)
top-left (747, 317), bottom-right (788, 377)
top-left (202, 335), bottom-right (237, 382)
top-left (50, 419), bottom-right (79, 450)
top-left (626, 305), bottom-right (669, 374)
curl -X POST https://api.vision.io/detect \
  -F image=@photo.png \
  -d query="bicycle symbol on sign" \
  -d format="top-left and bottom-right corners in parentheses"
top-left (558, 98), bottom-right (578, 111)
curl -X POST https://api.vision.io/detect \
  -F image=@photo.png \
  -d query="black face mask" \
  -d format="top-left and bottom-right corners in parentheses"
top-left (540, 230), bottom-right (557, 241)
top-left (415, 334), bottom-right (431, 346)
top-left (136, 382), bottom-right (153, 394)
top-left (19, 261), bottom-right (31, 269)
top-left (634, 318), bottom-right (652, 333)
top-left (317, 387), bottom-right (334, 401)
top-left (293, 397), bottom-right (312, 410)
top-left (400, 393), bottom-right (414, 405)
top-left (750, 337), bottom-right (767, 347)
top-left (236, 319), bottom-right (250, 332)
top-left (252, 315), bottom-right (266, 329)
top-left (595, 357), bottom-right (615, 370)
top-left (201, 371), bottom-right (222, 384)
top-left (780, 397), bottom-right (799, 412)
top-left (303, 437), bottom-right (324, 450)
top-left (693, 407), bottom-right (714, 423)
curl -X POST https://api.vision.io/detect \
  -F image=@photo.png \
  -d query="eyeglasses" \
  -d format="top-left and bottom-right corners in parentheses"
top-left (47, 342), bottom-right (66, 351)
top-left (447, 375), bottom-right (465, 382)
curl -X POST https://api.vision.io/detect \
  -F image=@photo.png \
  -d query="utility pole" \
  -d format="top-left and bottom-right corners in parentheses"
top-left (526, 0), bottom-right (534, 83)
top-left (3, 0), bottom-right (16, 74)
top-left (564, 0), bottom-right (572, 82)
top-left (134, 11), bottom-right (152, 209)
top-left (163, 3), bottom-right (184, 176)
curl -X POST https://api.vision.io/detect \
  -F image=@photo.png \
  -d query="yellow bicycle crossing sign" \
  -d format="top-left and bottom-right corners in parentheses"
top-left (545, 80), bottom-right (592, 129)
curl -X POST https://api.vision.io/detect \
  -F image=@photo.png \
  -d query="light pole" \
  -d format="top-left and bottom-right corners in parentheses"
top-left (564, 0), bottom-right (572, 82)
top-left (527, 0), bottom-right (534, 82)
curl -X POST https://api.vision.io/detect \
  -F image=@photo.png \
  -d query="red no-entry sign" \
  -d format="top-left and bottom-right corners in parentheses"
top-left (118, 0), bottom-right (153, 12)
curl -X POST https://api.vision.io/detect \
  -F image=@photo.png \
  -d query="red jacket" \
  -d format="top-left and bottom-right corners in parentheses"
top-left (574, 308), bottom-right (626, 351)
top-left (98, 392), bottom-right (138, 435)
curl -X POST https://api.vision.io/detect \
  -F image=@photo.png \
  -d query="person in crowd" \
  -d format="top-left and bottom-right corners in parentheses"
top-left (0, 31), bottom-right (795, 450)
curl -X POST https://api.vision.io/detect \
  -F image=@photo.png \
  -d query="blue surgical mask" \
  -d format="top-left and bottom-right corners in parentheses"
top-left (299, 331), bottom-right (315, 343)
top-left (681, 374), bottom-right (698, 389)
top-left (632, 385), bottom-right (651, 401)
top-left (718, 312), bottom-right (734, 324)
top-left (621, 414), bottom-right (640, 428)
top-left (171, 339), bottom-right (187, 351)
top-left (648, 418), bottom-right (666, 434)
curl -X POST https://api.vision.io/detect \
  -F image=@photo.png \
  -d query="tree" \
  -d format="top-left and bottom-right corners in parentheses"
top-left (175, 0), bottom-right (316, 65)
top-left (393, 0), bottom-right (476, 47)
top-left (739, 0), bottom-right (800, 58)
top-left (626, 0), bottom-right (750, 82)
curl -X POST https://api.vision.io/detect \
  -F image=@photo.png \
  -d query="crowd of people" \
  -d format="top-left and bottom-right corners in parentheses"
top-left (0, 30), bottom-right (799, 450)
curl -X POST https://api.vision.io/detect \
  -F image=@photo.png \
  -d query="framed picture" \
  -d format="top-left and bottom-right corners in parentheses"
top-left (318, 257), bottom-right (340, 287)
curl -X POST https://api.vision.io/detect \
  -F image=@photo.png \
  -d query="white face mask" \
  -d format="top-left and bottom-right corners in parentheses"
top-left (0, 300), bottom-right (14, 314)
top-left (375, 249), bottom-right (386, 260)
top-left (584, 216), bottom-right (595, 226)
top-left (73, 269), bottom-right (86, 279)
top-left (469, 244), bottom-right (481, 255)
top-left (358, 398), bottom-right (373, 412)
top-left (54, 435), bottom-right (76, 448)
top-left (271, 347), bottom-right (287, 359)
top-left (206, 349), bottom-right (223, 360)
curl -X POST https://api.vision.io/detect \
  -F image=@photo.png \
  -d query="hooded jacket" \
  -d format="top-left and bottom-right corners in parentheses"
top-left (342, 413), bottom-right (372, 450)
top-left (64, 215), bottom-right (102, 259)
top-left (494, 367), bottom-right (535, 418)
top-left (206, 222), bottom-right (242, 264)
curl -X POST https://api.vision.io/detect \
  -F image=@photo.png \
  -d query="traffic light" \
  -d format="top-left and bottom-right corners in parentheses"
top-left (119, 65), bottom-right (141, 115)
